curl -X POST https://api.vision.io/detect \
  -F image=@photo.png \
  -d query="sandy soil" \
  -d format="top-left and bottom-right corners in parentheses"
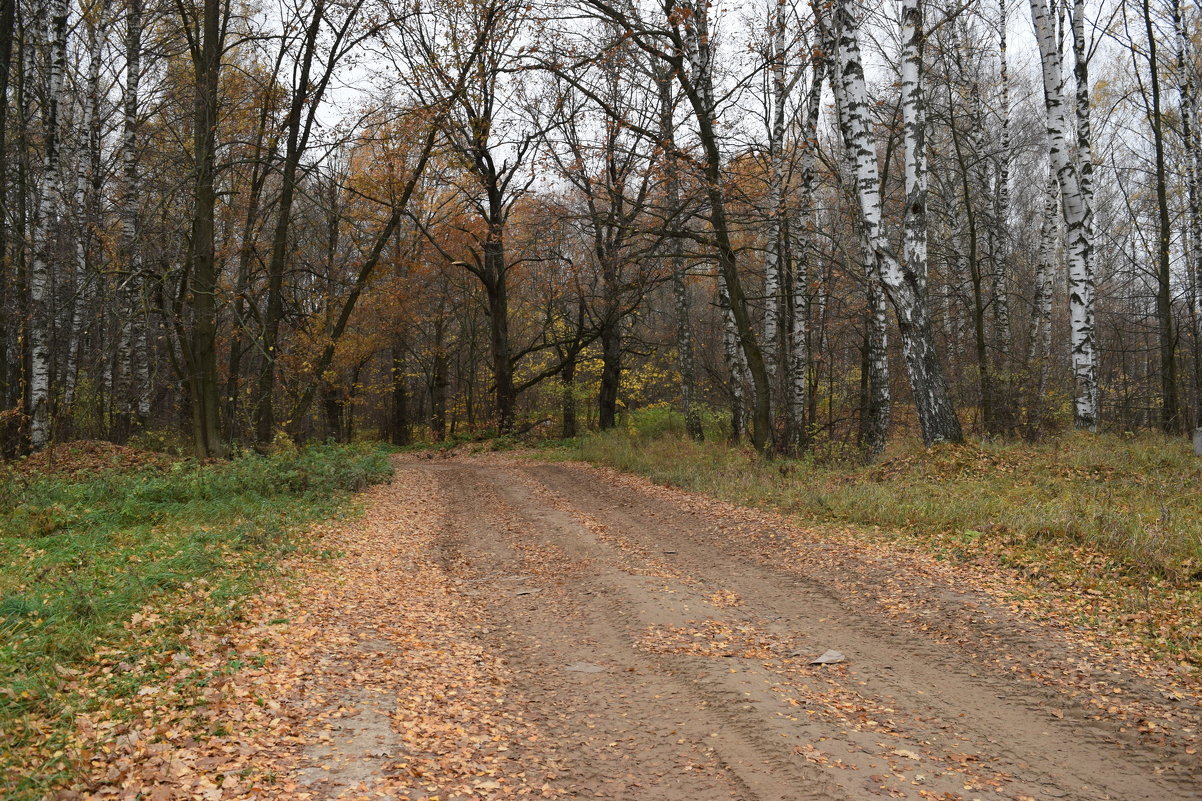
top-left (72, 454), bottom-right (1202, 800)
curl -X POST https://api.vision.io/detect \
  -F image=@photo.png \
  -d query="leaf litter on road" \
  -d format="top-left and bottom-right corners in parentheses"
top-left (60, 464), bottom-right (568, 800)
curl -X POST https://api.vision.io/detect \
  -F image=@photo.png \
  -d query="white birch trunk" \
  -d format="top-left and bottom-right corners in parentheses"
top-left (677, 0), bottom-right (773, 450)
top-left (866, 235), bottom-right (891, 456)
top-left (28, 0), bottom-right (70, 449)
top-left (994, 0), bottom-right (1013, 353)
top-left (1030, 0), bottom-right (1098, 430)
top-left (67, 1), bottom-right (107, 412)
top-left (787, 58), bottom-right (826, 451)
top-left (116, 0), bottom-right (144, 434)
top-left (762, 0), bottom-right (787, 390)
top-left (901, 0), bottom-right (927, 295)
top-left (830, 0), bottom-right (961, 445)
top-left (1174, 0), bottom-right (1202, 426)
top-left (718, 269), bottom-right (751, 440)
top-left (1027, 174), bottom-right (1058, 384)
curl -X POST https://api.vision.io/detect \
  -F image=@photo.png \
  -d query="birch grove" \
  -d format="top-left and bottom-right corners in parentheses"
top-left (0, 0), bottom-right (1200, 457)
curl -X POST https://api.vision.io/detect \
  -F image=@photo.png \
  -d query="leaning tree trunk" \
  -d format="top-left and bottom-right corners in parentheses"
top-left (830, 0), bottom-right (962, 446)
top-left (678, 0), bottom-right (773, 451)
top-left (28, 0), bottom-right (69, 450)
top-left (1031, 0), bottom-right (1098, 431)
top-left (255, 0), bottom-right (329, 444)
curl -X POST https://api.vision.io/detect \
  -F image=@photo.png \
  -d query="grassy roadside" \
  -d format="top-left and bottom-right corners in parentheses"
top-left (0, 442), bottom-right (393, 799)
top-left (532, 424), bottom-right (1202, 665)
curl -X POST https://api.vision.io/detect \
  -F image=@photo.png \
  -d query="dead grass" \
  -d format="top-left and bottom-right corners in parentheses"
top-left (536, 428), bottom-right (1202, 663)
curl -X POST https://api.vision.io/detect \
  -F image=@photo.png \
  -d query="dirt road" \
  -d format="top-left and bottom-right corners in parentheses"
top-left (75, 455), bottom-right (1202, 801)
top-left (410, 456), bottom-right (1202, 801)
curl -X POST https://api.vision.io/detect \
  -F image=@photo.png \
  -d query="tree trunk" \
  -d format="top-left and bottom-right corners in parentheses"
top-left (598, 320), bottom-right (620, 429)
top-left (864, 239), bottom-right (891, 458)
top-left (1026, 174), bottom-right (1058, 434)
top-left (183, 0), bottom-right (225, 457)
top-left (1036, 0), bottom-right (1100, 431)
top-left (391, 346), bottom-right (410, 446)
top-left (430, 320), bottom-right (448, 442)
top-left (829, 0), bottom-right (962, 445)
top-left (254, 0), bottom-right (330, 444)
top-left (561, 357), bottom-right (577, 438)
top-left (717, 269), bottom-right (750, 442)
top-left (485, 268), bottom-right (515, 433)
top-left (678, 0), bottom-right (773, 452)
top-left (114, 0), bottom-right (142, 442)
top-left (787, 56), bottom-right (826, 454)
top-left (991, 0), bottom-right (1014, 432)
top-left (0, 0), bottom-right (13, 427)
top-left (656, 65), bottom-right (702, 441)
top-left (1142, 0), bottom-right (1180, 432)
top-left (28, 0), bottom-right (69, 450)
top-left (1173, 0), bottom-right (1202, 428)
top-left (761, 0), bottom-right (788, 399)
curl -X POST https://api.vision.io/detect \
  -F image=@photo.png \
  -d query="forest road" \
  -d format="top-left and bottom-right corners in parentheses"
top-left (278, 454), bottom-right (1202, 801)
top-left (371, 454), bottom-right (1201, 801)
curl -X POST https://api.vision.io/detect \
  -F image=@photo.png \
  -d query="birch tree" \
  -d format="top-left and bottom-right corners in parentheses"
top-left (787, 51), bottom-right (826, 452)
top-left (28, 0), bottom-right (70, 449)
top-left (1176, 0), bottom-right (1202, 428)
top-left (828, 0), bottom-right (963, 445)
top-left (1030, 0), bottom-right (1098, 431)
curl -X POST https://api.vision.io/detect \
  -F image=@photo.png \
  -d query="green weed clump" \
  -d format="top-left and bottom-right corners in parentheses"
top-left (0, 443), bottom-right (392, 794)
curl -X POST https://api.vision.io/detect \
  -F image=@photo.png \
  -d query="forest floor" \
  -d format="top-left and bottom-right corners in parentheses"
top-left (61, 452), bottom-right (1202, 801)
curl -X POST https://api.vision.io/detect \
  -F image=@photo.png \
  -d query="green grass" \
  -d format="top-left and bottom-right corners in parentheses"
top-left (0, 443), bottom-right (393, 797)
top-left (535, 421), bottom-right (1202, 662)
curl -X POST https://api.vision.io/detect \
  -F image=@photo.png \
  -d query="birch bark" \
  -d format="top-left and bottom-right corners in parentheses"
top-left (718, 268), bottom-right (751, 441)
top-left (1030, 0), bottom-right (1098, 430)
top-left (676, 0), bottom-right (773, 451)
top-left (762, 0), bottom-right (788, 393)
top-left (64, 3), bottom-right (105, 412)
top-left (28, 0), bottom-right (69, 449)
top-left (1175, 0), bottom-right (1202, 426)
top-left (829, 0), bottom-right (962, 445)
top-left (115, 0), bottom-right (143, 440)
top-left (787, 56), bottom-right (826, 452)
top-left (993, 0), bottom-right (1013, 368)
top-left (1026, 174), bottom-right (1057, 430)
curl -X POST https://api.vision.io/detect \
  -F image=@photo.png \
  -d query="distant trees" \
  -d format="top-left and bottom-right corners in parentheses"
top-left (2, 0), bottom-right (1202, 458)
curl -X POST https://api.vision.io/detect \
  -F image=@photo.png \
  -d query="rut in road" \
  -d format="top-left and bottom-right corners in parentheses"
top-left (422, 455), bottom-right (1200, 801)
